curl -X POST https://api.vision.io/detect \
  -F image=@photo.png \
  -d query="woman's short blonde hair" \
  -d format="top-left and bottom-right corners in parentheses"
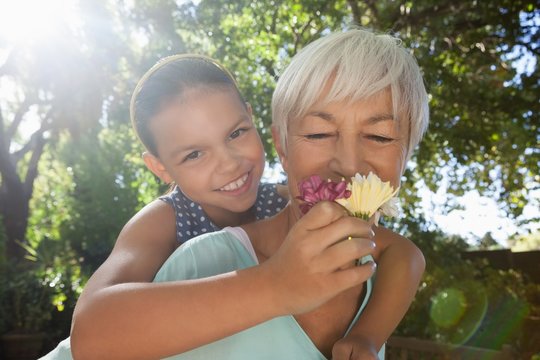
top-left (271, 28), bottom-right (429, 163)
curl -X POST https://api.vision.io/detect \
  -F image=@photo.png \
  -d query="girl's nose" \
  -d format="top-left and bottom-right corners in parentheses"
top-left (215, 147), bottom-right (241, 174)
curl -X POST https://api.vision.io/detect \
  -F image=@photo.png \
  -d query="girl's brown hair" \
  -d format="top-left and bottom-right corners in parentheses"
top-left (130, 54), bottom-right (244, 156)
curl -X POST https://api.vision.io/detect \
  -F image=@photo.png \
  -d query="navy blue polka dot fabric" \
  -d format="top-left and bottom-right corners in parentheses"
top-left (160, 183), bottom-right (287, 244)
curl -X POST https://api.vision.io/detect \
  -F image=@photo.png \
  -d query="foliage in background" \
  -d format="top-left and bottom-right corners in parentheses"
top-left (508, 230), bottom-right (540, 251)
top-left (28, 123), bottom-right (163, 276)
top-left (395, 220), bottom-right (539, 355)
top-left (55, 125), bottom-right (162, 274)
top-left (1, 0), bottom-right (538, 265)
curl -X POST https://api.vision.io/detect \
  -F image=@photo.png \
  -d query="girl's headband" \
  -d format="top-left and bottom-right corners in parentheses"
top-left (129, 54), bottom-right (237, 128)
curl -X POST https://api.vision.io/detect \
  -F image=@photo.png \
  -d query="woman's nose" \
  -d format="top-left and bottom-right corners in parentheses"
top-left (330, 137), bottom-right (371, 179)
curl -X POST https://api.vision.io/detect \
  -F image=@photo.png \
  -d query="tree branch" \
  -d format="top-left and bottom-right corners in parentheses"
top-left (290, 1), bottom-right (335, 56)
top-left (292, 18), bottom-right (314, 54)
top-left (390, 1), bottom-right (465, 32)
top-left (0, 47), bottom-right (17, 77)
top-left (12, 108), bottom-right (53, 162)
top-left (6, 98), bottom-right (33, 142)
top-left (347, 0), bottom-right (362, 25)
top-left (0, 103), bottom-right (5, 150)
top-left (0, 135), bottom-right (20, 190)
top-left (365, 0), bottom-right (380, 26)
top-left (23, 132), bottom-right (46, 196)
top-left (515, 40), bottom-right (540, 57)
top-left (270, 2), bottom-right (279, 34)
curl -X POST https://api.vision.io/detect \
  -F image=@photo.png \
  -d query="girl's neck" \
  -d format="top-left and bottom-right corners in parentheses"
top-left (204, 206), bottom-right (256, 229)
top-left (244, 206), bottom-right (295, 262)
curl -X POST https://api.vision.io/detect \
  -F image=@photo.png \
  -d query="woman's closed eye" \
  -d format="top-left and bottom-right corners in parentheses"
top-left (304, 133), bottom-right (333, 140)
top-left (366, 134), bottom-right (395, 143)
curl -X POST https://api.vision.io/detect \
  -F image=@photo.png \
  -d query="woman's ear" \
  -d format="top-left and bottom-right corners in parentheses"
top-left (143, 152), bottom-right (173, 184)
top-left (271, 125), bottom-right (288, 172)
top-left (245, 102), bottom-right (256, 126)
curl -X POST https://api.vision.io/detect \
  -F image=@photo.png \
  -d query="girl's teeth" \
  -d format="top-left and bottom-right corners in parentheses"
top-left (221, 174), bottom-right (248, 191)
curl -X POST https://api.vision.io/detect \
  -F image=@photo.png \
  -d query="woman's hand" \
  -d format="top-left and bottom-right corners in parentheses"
top-left (262, 200), bottom-right (376, 316)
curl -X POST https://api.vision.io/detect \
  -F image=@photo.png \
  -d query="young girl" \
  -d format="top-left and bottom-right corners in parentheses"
top-left (45, 52), bottom-right (424, 359)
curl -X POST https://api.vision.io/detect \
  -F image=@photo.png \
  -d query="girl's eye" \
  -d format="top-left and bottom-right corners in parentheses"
top-left (305, 133), bottom-right (332, 140)
top-left (184, 150), bottom-right (202, 162)
top-left (230, 127), bottom-right (249, 140)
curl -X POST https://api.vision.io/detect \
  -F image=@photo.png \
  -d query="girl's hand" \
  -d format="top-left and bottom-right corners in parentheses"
top-left (262, 200), bottom-right (376, 316)
top-left (332, 334), bottom-right (379, 360)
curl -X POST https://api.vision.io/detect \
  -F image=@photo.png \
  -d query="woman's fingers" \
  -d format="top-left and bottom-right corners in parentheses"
top-left (297, 202), bottom-right (373, 247)
top-left (330, 261), bottom-right (377, 293)
top-left (298, 200), bottom-right (349, 231)
top-left (317, 237), bottom-right (375, 272)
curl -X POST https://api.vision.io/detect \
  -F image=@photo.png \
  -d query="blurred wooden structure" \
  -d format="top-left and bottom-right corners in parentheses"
top-left (461, 249), bottom-right (540, 283)
top-left (386, 336), bottom-right (515, 359)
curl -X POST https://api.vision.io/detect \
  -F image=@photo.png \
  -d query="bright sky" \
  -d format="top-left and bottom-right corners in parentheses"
top-left (0, 0), bottom-right (81, 44)
top-left (418, 182), bottom-right (540, 246)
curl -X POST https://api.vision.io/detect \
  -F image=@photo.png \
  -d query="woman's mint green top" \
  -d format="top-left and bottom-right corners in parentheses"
top-left (41, 227), bottom-right (384, 360)
top-left (155, 227), bottom-right (384, 360)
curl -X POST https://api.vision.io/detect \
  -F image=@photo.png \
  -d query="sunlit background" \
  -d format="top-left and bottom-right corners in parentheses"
top-left (0, 1), bottom-right (538, 358)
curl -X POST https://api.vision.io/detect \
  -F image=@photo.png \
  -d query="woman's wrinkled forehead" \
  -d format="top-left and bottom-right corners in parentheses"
top-left (290, 66), bottom-right (397, 120)
top-left (292, 79), bottom-right (397, 123)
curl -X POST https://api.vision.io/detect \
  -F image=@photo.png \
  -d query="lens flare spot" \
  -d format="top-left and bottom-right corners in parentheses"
top-left (430, 288), bottom-right (467, 328)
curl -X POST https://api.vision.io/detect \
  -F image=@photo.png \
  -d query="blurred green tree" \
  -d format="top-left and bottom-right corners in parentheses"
top-left (0, 1), bottom-right (131, 260)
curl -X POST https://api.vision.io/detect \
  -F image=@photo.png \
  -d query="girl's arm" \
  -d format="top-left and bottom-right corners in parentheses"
top-left (71, 201), bottom-right (376, 360)
top-left (70, 199), bottom-right (179, 355)
top-left (332, 227), bottom-right (426, 359)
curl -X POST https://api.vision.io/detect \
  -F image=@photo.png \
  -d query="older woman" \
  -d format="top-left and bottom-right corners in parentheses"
top-left (150, 28), bottom-right (429, 360)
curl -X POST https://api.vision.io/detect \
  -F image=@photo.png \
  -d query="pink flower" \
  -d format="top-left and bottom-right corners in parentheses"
top-left (296, 175), bottom-right (351, 215)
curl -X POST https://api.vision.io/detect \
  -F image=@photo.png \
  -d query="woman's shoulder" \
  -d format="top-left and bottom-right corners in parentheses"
top-left (154, 229), bottom-right (256, 282)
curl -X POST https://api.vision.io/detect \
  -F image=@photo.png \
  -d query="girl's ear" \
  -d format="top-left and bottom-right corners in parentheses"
top-left (143, 152), bottom-right (173, 184)
top-left (271, 125), bottom-right (288, 172)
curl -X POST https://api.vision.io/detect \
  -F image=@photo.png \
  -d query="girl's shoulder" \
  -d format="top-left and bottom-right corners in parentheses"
top-left (158, 186), bottom-right (220, 243)
top-left (126, 198), bottom-right (175, 229)
top-left (254, 182), bottom-right (288, 220)
top-left (373, 226), bottom-right (424, 266)
top-left (375, 225), bottom-right (409, 242)
top-left (116, 199), bottom-right (177, 252)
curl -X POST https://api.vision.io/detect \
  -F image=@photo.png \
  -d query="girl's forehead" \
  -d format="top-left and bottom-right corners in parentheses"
top-left (150, 89), bottom-right (249, 156)
top-left (170, 86), bottom-right (239, 105)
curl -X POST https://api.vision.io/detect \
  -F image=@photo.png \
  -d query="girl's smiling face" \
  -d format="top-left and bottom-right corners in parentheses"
top-left (147, 88), bottom-right (265, 223)
top-left (275, 89), bottom-right (407, 219)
